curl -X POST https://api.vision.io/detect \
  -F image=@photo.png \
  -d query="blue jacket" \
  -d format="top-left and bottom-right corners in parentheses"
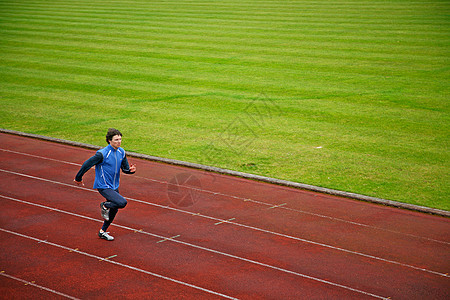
top-left (75, 144), bottom-right (134, 190)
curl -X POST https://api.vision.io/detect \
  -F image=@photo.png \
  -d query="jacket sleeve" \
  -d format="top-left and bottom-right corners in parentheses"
top-left (75, 152), bottom-right (103, 182)
top-left (121, 155), bottom-right (135, 174)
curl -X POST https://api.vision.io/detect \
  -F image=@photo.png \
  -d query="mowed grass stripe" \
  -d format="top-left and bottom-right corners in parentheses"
top-left (1, 27), bottom-right (446, 69)
top-left (0, 65), bottom-right (208, 99)
top-left (1, 1), bottom-right (446, 21)
top-left (1, 0), bottom-right (447, 23)
top-left (2, 52), bottom-right (440, 103)
top-left (1, 18), bottom-right (448, 51)
top-left (0, 44), bottom-right (446, 103)
top-left (2, 34), bottom-right (446, 69)
top-left (1, 8), bottom-right (447, 54)
top-left (3, 43), bottom-right (442, 84)
top-left (1, 10), bottom-right (446, 51)
top-left (0, 6), bottom-right (448, 34)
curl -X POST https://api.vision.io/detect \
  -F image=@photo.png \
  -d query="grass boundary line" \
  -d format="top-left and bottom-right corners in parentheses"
top-left (2, 128), bottom-right (448, 217)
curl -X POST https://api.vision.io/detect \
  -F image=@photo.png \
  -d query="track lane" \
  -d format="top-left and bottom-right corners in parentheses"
top-left (0, 228), bottom-right (236, 300)
top-left (0, 271), bottom-right (79, 300)
top-left (1, 163), bottom-right (449, 277)
top-left (0, 148), bottom-right (448, 274)
top-left (1, 197), bottom-right (375, 299)
top-left (1, 171), bottom-right (448, 299)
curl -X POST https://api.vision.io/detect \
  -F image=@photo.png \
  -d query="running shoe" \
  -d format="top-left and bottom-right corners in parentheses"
top-left (100, 202), bottom-right (110, 221)
top-left (98, 231), bottom-right (114, 241)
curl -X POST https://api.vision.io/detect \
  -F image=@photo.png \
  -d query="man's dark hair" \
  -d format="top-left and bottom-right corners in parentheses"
top-left (106, 128), bottom-right (122, 144)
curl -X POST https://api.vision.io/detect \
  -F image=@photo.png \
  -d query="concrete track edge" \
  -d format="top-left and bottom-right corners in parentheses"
top-left (2, 128), bottom-right (448, 218)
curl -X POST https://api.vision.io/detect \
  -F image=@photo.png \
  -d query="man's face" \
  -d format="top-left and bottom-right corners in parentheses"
top-left (110, 135), bottom-right (122, 149)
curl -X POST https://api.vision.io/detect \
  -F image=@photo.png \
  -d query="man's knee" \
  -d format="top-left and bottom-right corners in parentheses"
top-left (113, 192), bottom-right (127, 208)
top-left (117, 197), bottom-right (127, 208)
top-left (99, 189), bottom-right (127, 209)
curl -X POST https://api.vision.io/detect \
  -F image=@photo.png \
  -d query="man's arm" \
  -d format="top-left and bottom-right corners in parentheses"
top-left (121, 155), bottom-right (136, 174)
top-left (74, 152), bottom-right (103, 185)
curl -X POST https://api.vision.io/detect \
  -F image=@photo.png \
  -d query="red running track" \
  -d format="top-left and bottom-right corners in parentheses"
top-left (0, 132), bottom-right (449, 299)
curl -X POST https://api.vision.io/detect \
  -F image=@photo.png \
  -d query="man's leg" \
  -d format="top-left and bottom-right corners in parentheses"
top-left (100, 208), bottom-right (118, 231)
top-left (98, 188), bottom-right (127, 209)
top-left (97, 189), bottom-right (127, 240)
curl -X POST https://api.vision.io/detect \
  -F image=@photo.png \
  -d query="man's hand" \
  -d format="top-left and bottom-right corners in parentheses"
top-left (74, 179), bottom-right (84, 186)
top-left (130, 164), bottom-right (137, 173)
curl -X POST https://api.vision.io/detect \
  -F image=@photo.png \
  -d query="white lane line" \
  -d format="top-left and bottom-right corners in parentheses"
top-left (1, 148), bottom-right (447, 246)
top-left (0, 271), bottom-right (81, 300)
top-left (0, 148), bottom-right (81, 166)
top-left (0, 196), bottom-right (389, 299)
top-left (0, 228), bottom-right (239, 300)
top-left (1, 169), bottom-right (448, 278)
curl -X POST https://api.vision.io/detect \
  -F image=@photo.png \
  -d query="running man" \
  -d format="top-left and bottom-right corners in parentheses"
top-left (74, 128), bottom-right (136, 241)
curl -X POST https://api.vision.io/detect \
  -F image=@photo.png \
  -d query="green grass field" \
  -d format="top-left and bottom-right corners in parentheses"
top-left (0, 0), bottom-right (449, 210)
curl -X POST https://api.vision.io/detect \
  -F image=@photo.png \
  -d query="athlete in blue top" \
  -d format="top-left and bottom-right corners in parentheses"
top-left (74, 128), bottom-right (136, 241)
